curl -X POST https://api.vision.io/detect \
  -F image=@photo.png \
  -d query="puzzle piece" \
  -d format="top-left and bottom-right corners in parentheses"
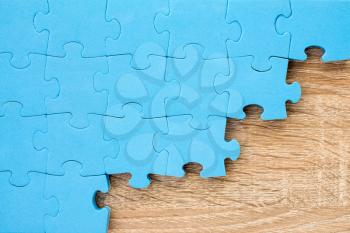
top-left (154, 115), bottom-right (240, 178)
top-left (34, 113), bottom-right (118, 176)
top-left (103, 103), bottom-right (170, 188)
top-left (105, 0), bottom-right (168, 70)
top-left (0, 53), bottom-right (58, 116)
top-left (154, 0), bottom-right (241, 59)
top-left (0, 102), bottom-right (48, 186)
top-left (276, 0), bottom-right (350, 61)
top-left (215, 56), bottom-right (301, 120)
top-left (45, 161), bottom-right (110, 233)
top-left (34, 0), bottom-right (119, 57)
top-left (165, 45), bottom-right (242, 129)
top-left (94, 54), bottom-right (179, 119)
top-left (0, 171), bottom-right (58, 233)
top-left (0, 0), bottom-right (48, 68)
top-left (45, 42), bottom-right (108, 128)
top-left (226, 0), bottom-right (291, 71)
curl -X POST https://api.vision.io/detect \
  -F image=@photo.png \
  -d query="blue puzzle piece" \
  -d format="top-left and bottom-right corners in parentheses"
top-left (103, 103), bottom-right (169, 188)
top-left (94, 54), bottom-right (179, 119)
top-left (0, 171), bottom-right (58, 233)
top-left (34, 0), bottom-right (119, 57)
top-left (45, 161), bottom-right (110, 233)
top-left (154, 0), bottom-right (241, 59)
top-left (0, 53), bottom-right (58, 116)
top-left (0, 0), bottom-right (48, 68)
top-left (154, 115), bottom-right (240, 178)
top-left (106, 0), bottom-right (168, 70)
top-left (0, 102), bottom-right (48, 186)
top-left (215, 56), bottom-right (301, 120)
top-left (276, 0), bottom-right (350, 62)
top-left (34, 113), bottom-right (118, 176)
top-left (165, 45), bottom-right (242, 129)
top-left (226, 0), bottom-right (291, 71)
top-left (45, 42), bottom-right (108, 128)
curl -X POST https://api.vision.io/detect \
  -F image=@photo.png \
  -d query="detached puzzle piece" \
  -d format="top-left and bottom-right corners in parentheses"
top-left (103, 103), bottom-right (170, 188)
top-left (0, 102), bottom-right (48, 186)
top-left (277, 0), bottom-right (350, 61)
top-left (34, 0), bottom-right (119, 57)
top-left (94, 54), bottom-right (179, 119)
top-left (34, 114), bottom-right (118, 176)
top-left (215, 56), bottom-right (301, 120)
top-left (0, 171), bottom-right (58, 233)
top-left (226, 0), bottom-right (291, 71)
top-left (0, 53), bottom-right (58, 116)
top-left (165, 45), bottom-right (242, 129)
top-left (45, 161), bottom-right (110, 233)
top-left (154, 0), bottom-right (241, 59)
top-left (154, 115), bottom-right (240, 178)
top-left (106, 0), bottom-right (168, 70)
top-left (45, 42), bottom-right (108, 128)
top-left (0, 0), bottom-right (48, 68)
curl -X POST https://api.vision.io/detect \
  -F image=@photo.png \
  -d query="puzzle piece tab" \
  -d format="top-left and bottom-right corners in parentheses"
top-left (103, 103), bottom-right (169, 188)
top-left (215, 56), bottom-right (301, 120)
top-left (34, 114), bottom-right (118, 176)
top-left (154, 0), bottom-right (241, 59)
top-left (226, 0), bottom-right (291, 71)
top-left (34, 0), bottom-right (119, 57)
top-left (0, 102), bottom-right (48, 186)
top-left (45, 161), bottom-right (110, 233)
top-left (0, 0), bottom-right (48, 68)
top-left (277, 0), bottom-right (350, 62)
top-left (45, 42), bottom-right (108, 128)
top-left (0, 171), bottom-right (58, 233)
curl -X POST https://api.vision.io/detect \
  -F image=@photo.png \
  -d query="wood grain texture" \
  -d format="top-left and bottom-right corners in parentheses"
top-left (97, 49), bottom-right (350, 233)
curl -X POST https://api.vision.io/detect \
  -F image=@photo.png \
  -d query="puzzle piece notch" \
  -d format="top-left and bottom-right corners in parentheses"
top-left (103, 103), bottom-right (169, 188)
top-left (226, 0), bottom-right (291, 72)
top-left (164, 45), bottom-right (242, 130)
top-left (215, 56), bottom-right (301, 120)
top-left (105, 0), bottom-right (168, 70)
top-left (154, 0), bottom-right (241, 59)
top-left (34, 0), bottom-right (119, 57)
top-left (0, 102), bottom-right (48, 187)
top-left (94, 54), bottom-right (180, 119)
top-left (0, 171), bottom-right (58, 233)
top-left (0, 0), bottom-right (49, 68)
top-left (45, 161), bottom-right (110, 233)
top-left (33, 113), bottom-right (119, 177)
top-left (0, 53), bottom-right (59, 116)
top-left (45, 42), bottom-right (108, 128)
top-left (154, 115), bottom-right (240, 179)
top-left (276, 0), bottom-right (350, 62)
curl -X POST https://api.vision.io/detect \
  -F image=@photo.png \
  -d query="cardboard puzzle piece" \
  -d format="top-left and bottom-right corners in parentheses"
top-left (164, 45), bottom-right (242, 130)
top-left (45, 42), bottom-right (108, 128)
top-left (103, 103), bottom-right (170, 188)
top-left (105, 0), bottom-right (168, 70)
top-left (34, 113), bottom-right (118, 177)
top-left (276, 0), bottom-right (350, 62)
top-left (0, 53), bottom-right (58, 116)
top-left (154, 0), bottom-right (241, 59)
top-left (215, 56), bottom-right (301, 120)
top-left (0, 0), bottom-right (48, 68)
top-left (44, 161), bottom-right (110, 233)
top-left (94, 54), bottom-right (179, 119)
top-left (0, 102), bottom-right (48, 187)
top-left (226, 0), bottom-right (291, 71)
top-left (154, 115), bottom-right (240, 178)
top-left (34, 0), bottom-right (119, 57)
top-left (0, 171), bottom-right (58, 233)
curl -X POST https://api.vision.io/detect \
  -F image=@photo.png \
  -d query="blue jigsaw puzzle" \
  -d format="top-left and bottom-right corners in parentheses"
top-left (1, 0), bottom-right (349, 232)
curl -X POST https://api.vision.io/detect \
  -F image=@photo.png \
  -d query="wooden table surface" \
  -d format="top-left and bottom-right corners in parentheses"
top-left (97, 49), bottom-right (350, 233)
